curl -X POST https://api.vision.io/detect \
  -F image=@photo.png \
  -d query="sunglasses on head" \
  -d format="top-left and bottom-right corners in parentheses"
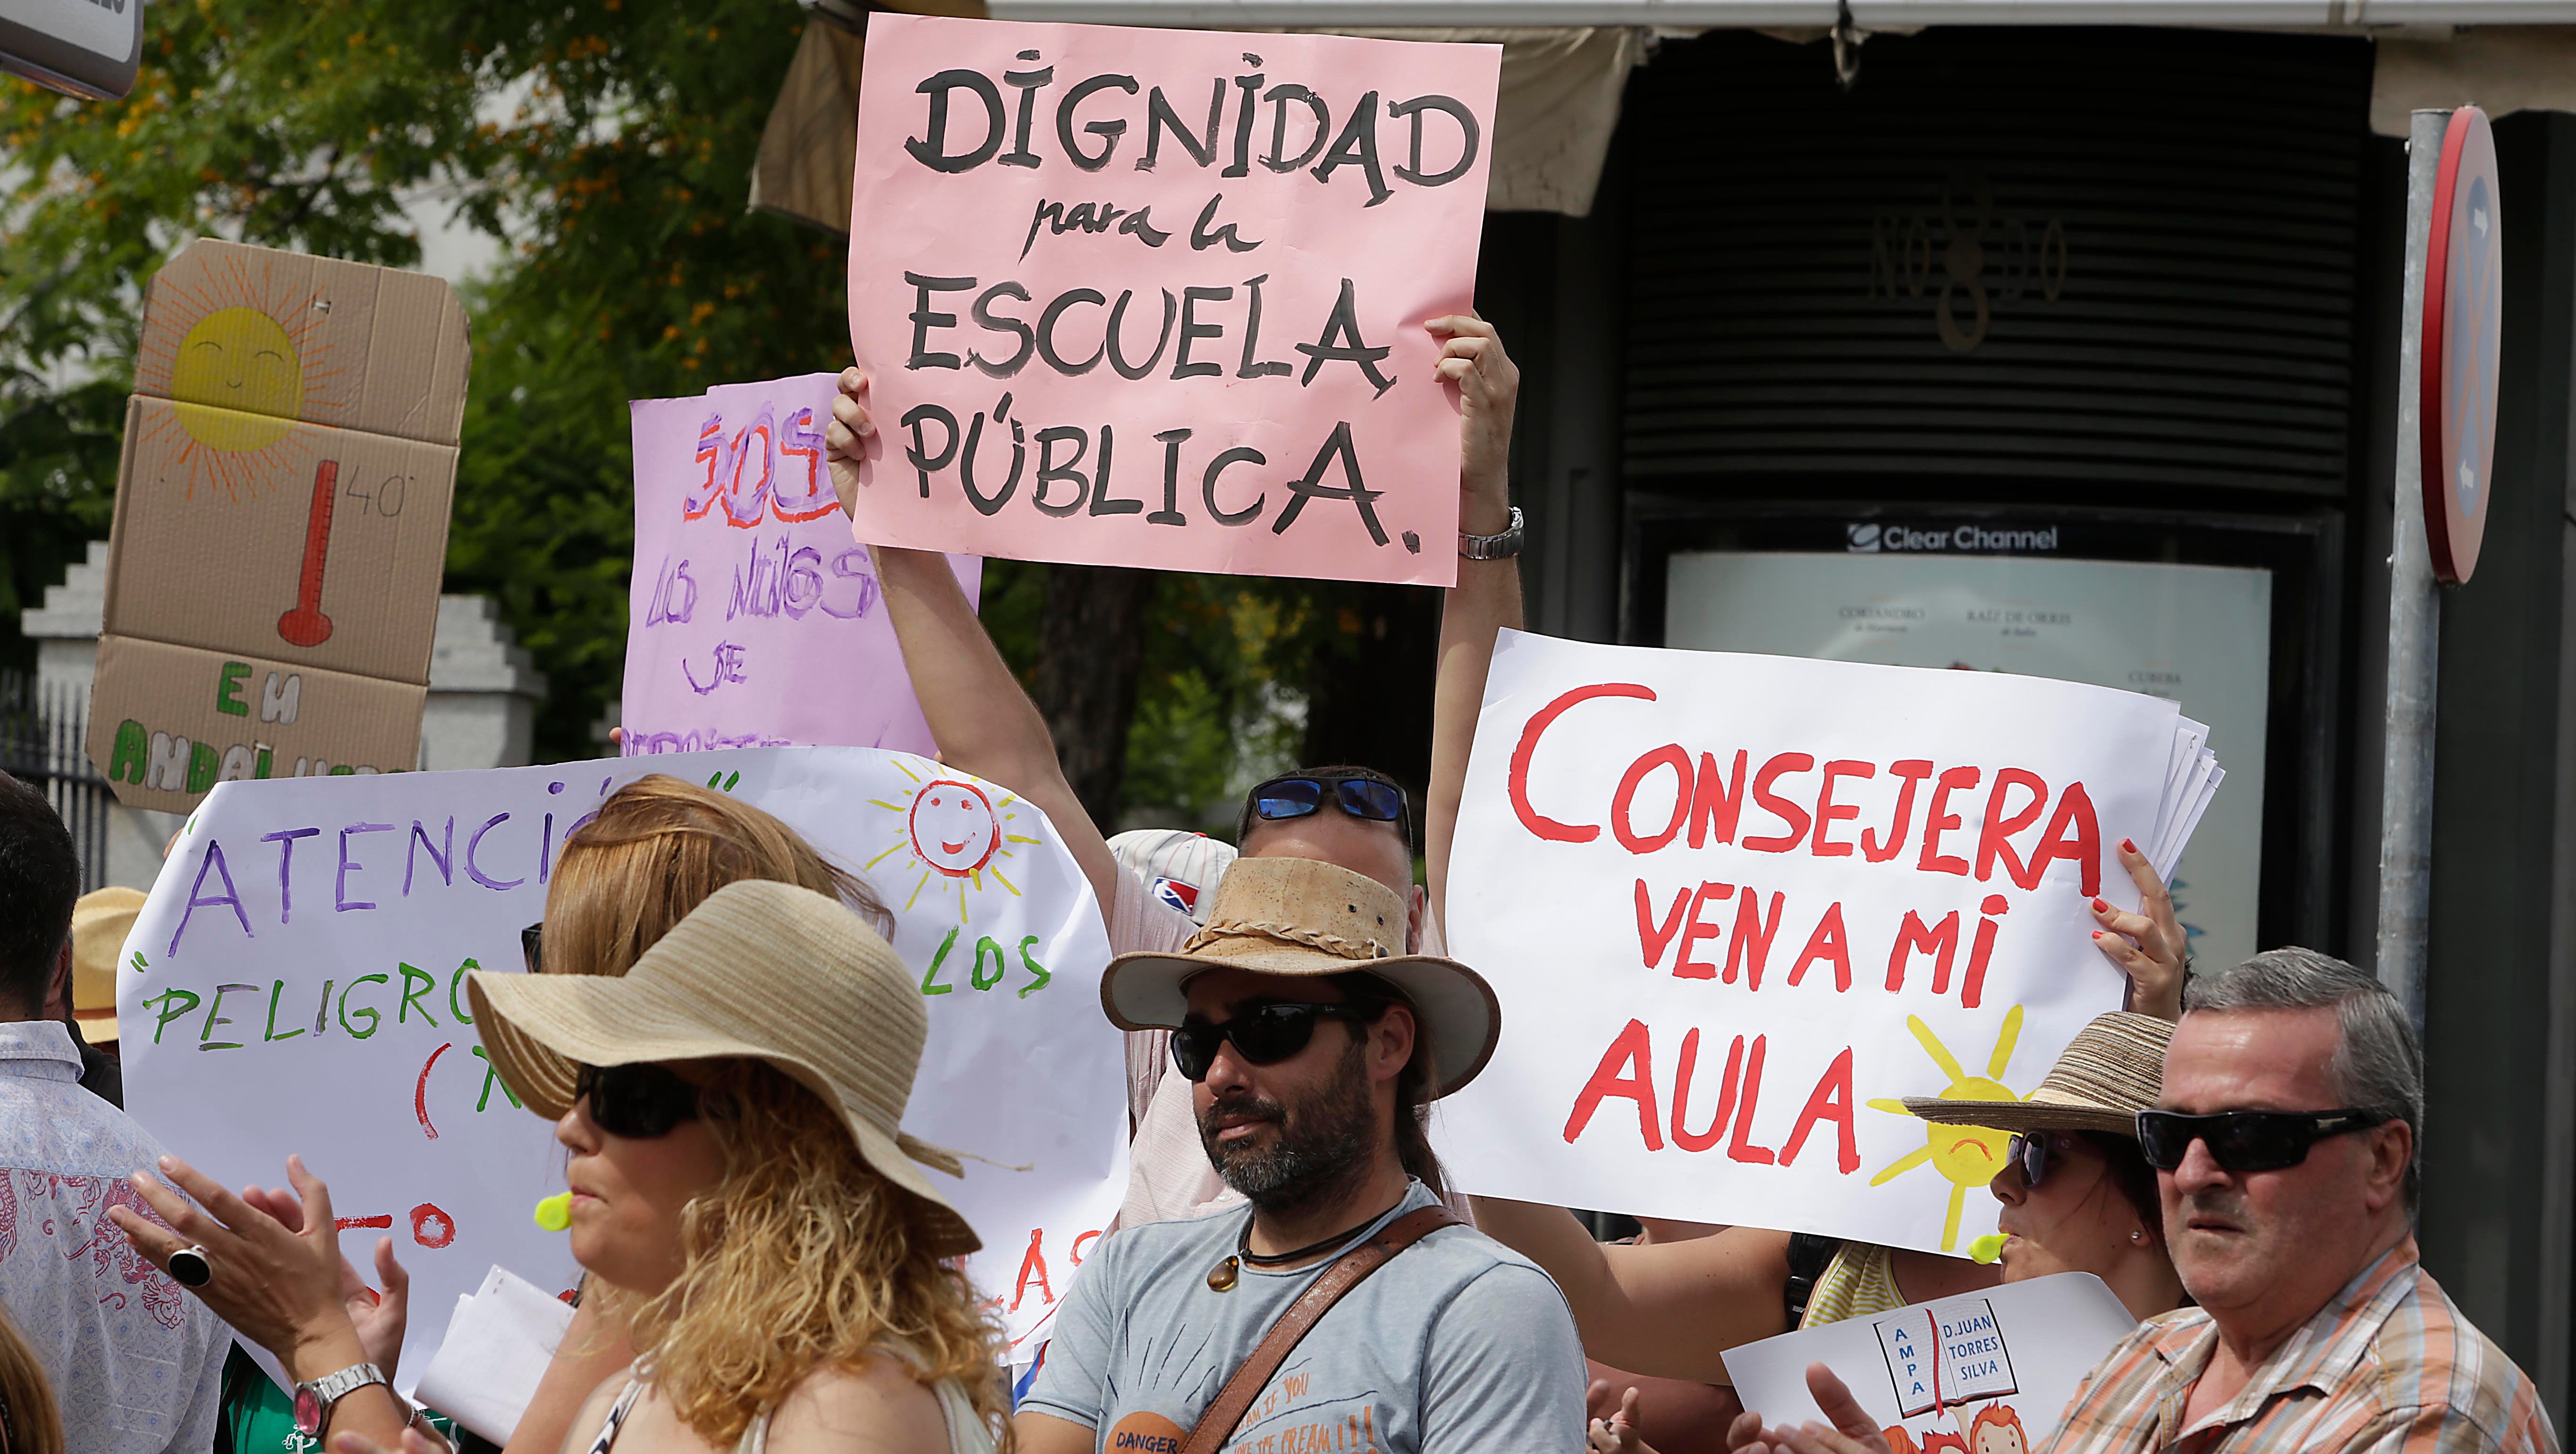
top-left (2135, 1107), bottom-right (2393, 1174)
top-left (1237, 772), bottom-right (1412, 849)
top-left (575, 1062), bottom-right (703, 1140)
top-left (1170, 1000), bottom-right (1371, 1082)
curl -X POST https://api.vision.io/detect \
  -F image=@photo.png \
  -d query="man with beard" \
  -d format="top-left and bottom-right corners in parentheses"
top-left (826, 314), bottom-right (1529, 1225)
top-left (1723, 949), bottom-right (2558, 1454)
top-left (1013, 855), bottom-right (1587, 1454)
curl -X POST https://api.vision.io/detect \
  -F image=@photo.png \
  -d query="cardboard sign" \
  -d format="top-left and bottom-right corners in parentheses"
top-left (1722, 1273), bottom-right (2139, 1454)
top-left (117, 748), bottom-right (1129, 1388)
top-left (87, 240), bottom-right (471, 811)
top-left (1437, 631), bottom-right (2208, 1256)
top-left (623, 374), bottom-right (978, 757)
top-left (843, 16), bottom-right (1499, 587)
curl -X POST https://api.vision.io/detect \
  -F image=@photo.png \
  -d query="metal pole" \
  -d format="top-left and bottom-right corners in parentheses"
top-left (2376, 110), bottom-right (2449, 1029)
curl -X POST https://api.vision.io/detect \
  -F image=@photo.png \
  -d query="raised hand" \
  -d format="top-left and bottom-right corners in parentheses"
top-left (2090, 837), bottom-right (2186, 1021)
top-left (825, 367), bottom-right (875, 511)
top-left (1426, 314), bottom-right (1517, 535)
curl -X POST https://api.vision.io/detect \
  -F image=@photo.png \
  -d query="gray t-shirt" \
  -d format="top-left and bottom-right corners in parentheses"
top-left (1021, 1181), bottom-right (1586, 1454)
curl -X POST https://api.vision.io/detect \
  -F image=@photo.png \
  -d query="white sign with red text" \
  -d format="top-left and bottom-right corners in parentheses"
top-left (1437, 631), bottom-right (2186, 1256)
top-left (119, 747), bottom-right (1126, 1390)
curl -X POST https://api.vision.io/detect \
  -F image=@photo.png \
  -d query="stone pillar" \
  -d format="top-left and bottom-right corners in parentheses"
top-left (17, 541), bottom-right (548, 888)
top-left (424, 595), bottom-right (548, 772)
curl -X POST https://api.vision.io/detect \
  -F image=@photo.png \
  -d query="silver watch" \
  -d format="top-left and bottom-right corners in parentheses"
top-left (293, 1362), bottom-right (392, 1437)
top-left (1460, 505), bottom-right (1524, 560)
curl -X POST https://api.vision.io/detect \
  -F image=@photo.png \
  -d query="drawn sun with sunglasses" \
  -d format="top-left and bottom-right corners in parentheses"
top-left (867, 758), bottom-right (1046, 921)
top-left (1864, 1006), bottom-right (2029, 1252)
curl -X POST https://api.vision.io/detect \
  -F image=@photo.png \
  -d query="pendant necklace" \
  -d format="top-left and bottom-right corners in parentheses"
top-left (1207, 1213), bottom-right (1376, 1292)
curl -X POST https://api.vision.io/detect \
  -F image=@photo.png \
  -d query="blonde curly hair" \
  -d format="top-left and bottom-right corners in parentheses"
top-left (545, 774), bottom-right (892, 979)
top-left (618, 1058), bottom-right (1013, 1449)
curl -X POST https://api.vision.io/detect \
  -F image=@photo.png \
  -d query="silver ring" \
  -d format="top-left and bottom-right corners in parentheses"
top-left (167, 1244), bottom-right (212, 1288)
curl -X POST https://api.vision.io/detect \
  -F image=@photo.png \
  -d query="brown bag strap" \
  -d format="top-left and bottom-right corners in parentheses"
top-left (1179, 1206), bottom-right (1464, 1454)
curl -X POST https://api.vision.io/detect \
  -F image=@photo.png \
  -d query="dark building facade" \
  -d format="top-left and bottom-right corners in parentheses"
top-left (1478, 25), bottom-right (2576, 1421)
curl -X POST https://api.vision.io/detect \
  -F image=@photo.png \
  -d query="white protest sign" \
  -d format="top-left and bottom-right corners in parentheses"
top-left (119, 747), bottom-right (1127, 1389)
top-left (1721, 1273), bottom-right (2139, 1454)
top-left (1438, 631), bottom-right (2177, 1256)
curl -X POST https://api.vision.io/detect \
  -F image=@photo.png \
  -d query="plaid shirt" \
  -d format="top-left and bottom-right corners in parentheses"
top-left (2043, 1239), bottom-right (2558, 1454)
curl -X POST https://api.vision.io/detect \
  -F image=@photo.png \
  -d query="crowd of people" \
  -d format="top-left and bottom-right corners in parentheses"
top-left (0, 316), bottom-right (2558, 1454)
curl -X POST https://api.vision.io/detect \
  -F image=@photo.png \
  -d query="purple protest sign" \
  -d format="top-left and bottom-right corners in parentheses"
top-left (623, 373), bottom-right (977, 755)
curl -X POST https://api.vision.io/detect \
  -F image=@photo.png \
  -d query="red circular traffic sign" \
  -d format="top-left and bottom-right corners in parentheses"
top-left (2421, 106), bottom-right (2502, 585)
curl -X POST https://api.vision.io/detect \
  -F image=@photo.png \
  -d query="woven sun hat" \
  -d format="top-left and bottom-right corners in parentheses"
top-left (70, 886), bottom-right (147, 1045)
top-left (1109, 828), bottom-right (1239, 927)
top-left (1903, 1011), bottom-right (2174, 1137)
top-left (1100, 856), bottom-right (1501, 1099)
top-left (467, 878), bottom-right (980, 1257)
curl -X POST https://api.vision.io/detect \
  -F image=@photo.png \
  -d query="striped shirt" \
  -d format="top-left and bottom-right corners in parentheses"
top-left (2046, 1238), bottom-right (2559, 1454)
top-left (1801, 1241), bottom-right (1909, 1329)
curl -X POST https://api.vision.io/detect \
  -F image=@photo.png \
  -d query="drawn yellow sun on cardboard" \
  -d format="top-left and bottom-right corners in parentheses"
top-left (1864, 1006), bottom-right (2027, 1253)
top-left (132, 250), bottom-right (341, 501)
top-left (866, 758), bottom-right (1045, 923)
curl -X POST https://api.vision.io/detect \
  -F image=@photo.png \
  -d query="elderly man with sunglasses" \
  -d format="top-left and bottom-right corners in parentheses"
top-left (826, 315), bottom-right (1527, 1226)
top-left (1727, 948), bottom-right (2558, 1454)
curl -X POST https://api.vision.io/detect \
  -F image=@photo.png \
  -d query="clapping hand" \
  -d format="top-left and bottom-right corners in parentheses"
top-left (1587, 1381), bottom-right (1655, 1454)
top-left (1723, 1365), bottom-right (1894, 1454)
top-left (240, 1179), bottom-right (413, 1377)
top-left (109, 1154), bottom-right (365, 1367)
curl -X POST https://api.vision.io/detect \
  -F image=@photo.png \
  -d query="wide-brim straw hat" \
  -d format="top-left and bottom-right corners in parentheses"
top-left (468, 878), bottom-right (981, 1257)
top-left (1100, 856), bottom-right (1501, 1099)
top-left (71, 886), bottom-right (148, 1044)
top-left (1903, 1011), bottom-right (2173, 1137)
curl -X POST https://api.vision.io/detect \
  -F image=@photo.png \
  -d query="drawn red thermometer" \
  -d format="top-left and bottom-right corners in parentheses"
top-left (276, 459), bottom-right (338, 647)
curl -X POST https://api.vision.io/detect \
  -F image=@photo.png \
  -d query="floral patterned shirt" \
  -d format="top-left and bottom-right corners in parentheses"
top-left (0, 1020), bottom-right (228, 1454)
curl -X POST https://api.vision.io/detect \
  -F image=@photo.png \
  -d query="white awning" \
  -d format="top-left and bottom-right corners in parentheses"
top-left (761, 0), bottom-right (2576, 230)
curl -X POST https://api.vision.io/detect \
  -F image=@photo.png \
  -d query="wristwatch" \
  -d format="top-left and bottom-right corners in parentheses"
top-left (1460, 505), bottom-right (1524, 560)
top-left (293, 1362), bottom-right (393, 1437)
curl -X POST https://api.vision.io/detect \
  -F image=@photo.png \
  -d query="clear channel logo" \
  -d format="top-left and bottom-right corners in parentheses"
top-left (1846, 522), bottom-right (2060, 554)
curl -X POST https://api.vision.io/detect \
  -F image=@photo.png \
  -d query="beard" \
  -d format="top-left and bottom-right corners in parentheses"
top-left (1197, 1035), bottom-right (1380, 1217)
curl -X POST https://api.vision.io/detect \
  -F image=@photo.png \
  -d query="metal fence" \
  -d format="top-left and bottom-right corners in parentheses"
top-left (0, 669), bottom-right (112, 892)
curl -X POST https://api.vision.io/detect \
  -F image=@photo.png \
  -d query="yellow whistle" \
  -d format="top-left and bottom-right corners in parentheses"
top-left (534, 1192), bottom-right (573, 1232)
top-left (1969, 1234), bottom-right (2008, 1265)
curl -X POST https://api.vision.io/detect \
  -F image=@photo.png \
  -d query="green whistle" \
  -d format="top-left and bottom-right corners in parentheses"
top-left (534, 1192), bottom-right (573, 1232)
top-left (1969, 1233), bottom-right (2008, 1265)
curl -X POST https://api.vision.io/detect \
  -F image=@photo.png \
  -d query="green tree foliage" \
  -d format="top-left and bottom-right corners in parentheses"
top-left (1, 0), bottom-right (845, 755)
top-left (1, 0), bottom-right (1326, 818)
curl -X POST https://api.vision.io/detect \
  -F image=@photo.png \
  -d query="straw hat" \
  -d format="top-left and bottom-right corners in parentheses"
top-left (1903, 1011), bottom-right (2174, 1137)
top-left (1100, 857), bottom-right (1500, 1099)
top-left (467, 879), bottom-right (980, 1257)
top-left (70, 886), bottom-right (147, 1045)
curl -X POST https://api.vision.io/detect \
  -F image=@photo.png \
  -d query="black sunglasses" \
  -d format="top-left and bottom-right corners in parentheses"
top-left (522, 921), bottom-right (545, 975)
top-left (1171, 1001), bottom-right (1370, 1082)
top-left (1237, 772), bottom-right (1412, 849)
top-left (575, 1063), bottom-right (703, 1140)
top-left (2135, 1107), bottom-right (2393, 1174)
top-left (2007, 1131), bottom-right (2060, 1190)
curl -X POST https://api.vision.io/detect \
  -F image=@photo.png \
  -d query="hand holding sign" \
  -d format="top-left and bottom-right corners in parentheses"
top-left (1439, 633), bottom-right (2220, 1255)
top-left (832, 310), bottom-right (1519, 542)
top-left (625, 373), bottom-right (975, 758)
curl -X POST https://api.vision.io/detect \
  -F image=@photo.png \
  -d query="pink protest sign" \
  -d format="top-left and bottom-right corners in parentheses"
top-left (624, 373), bottom-right (977, 756)
top-left (843, 16), bottom-right (1500, 587)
